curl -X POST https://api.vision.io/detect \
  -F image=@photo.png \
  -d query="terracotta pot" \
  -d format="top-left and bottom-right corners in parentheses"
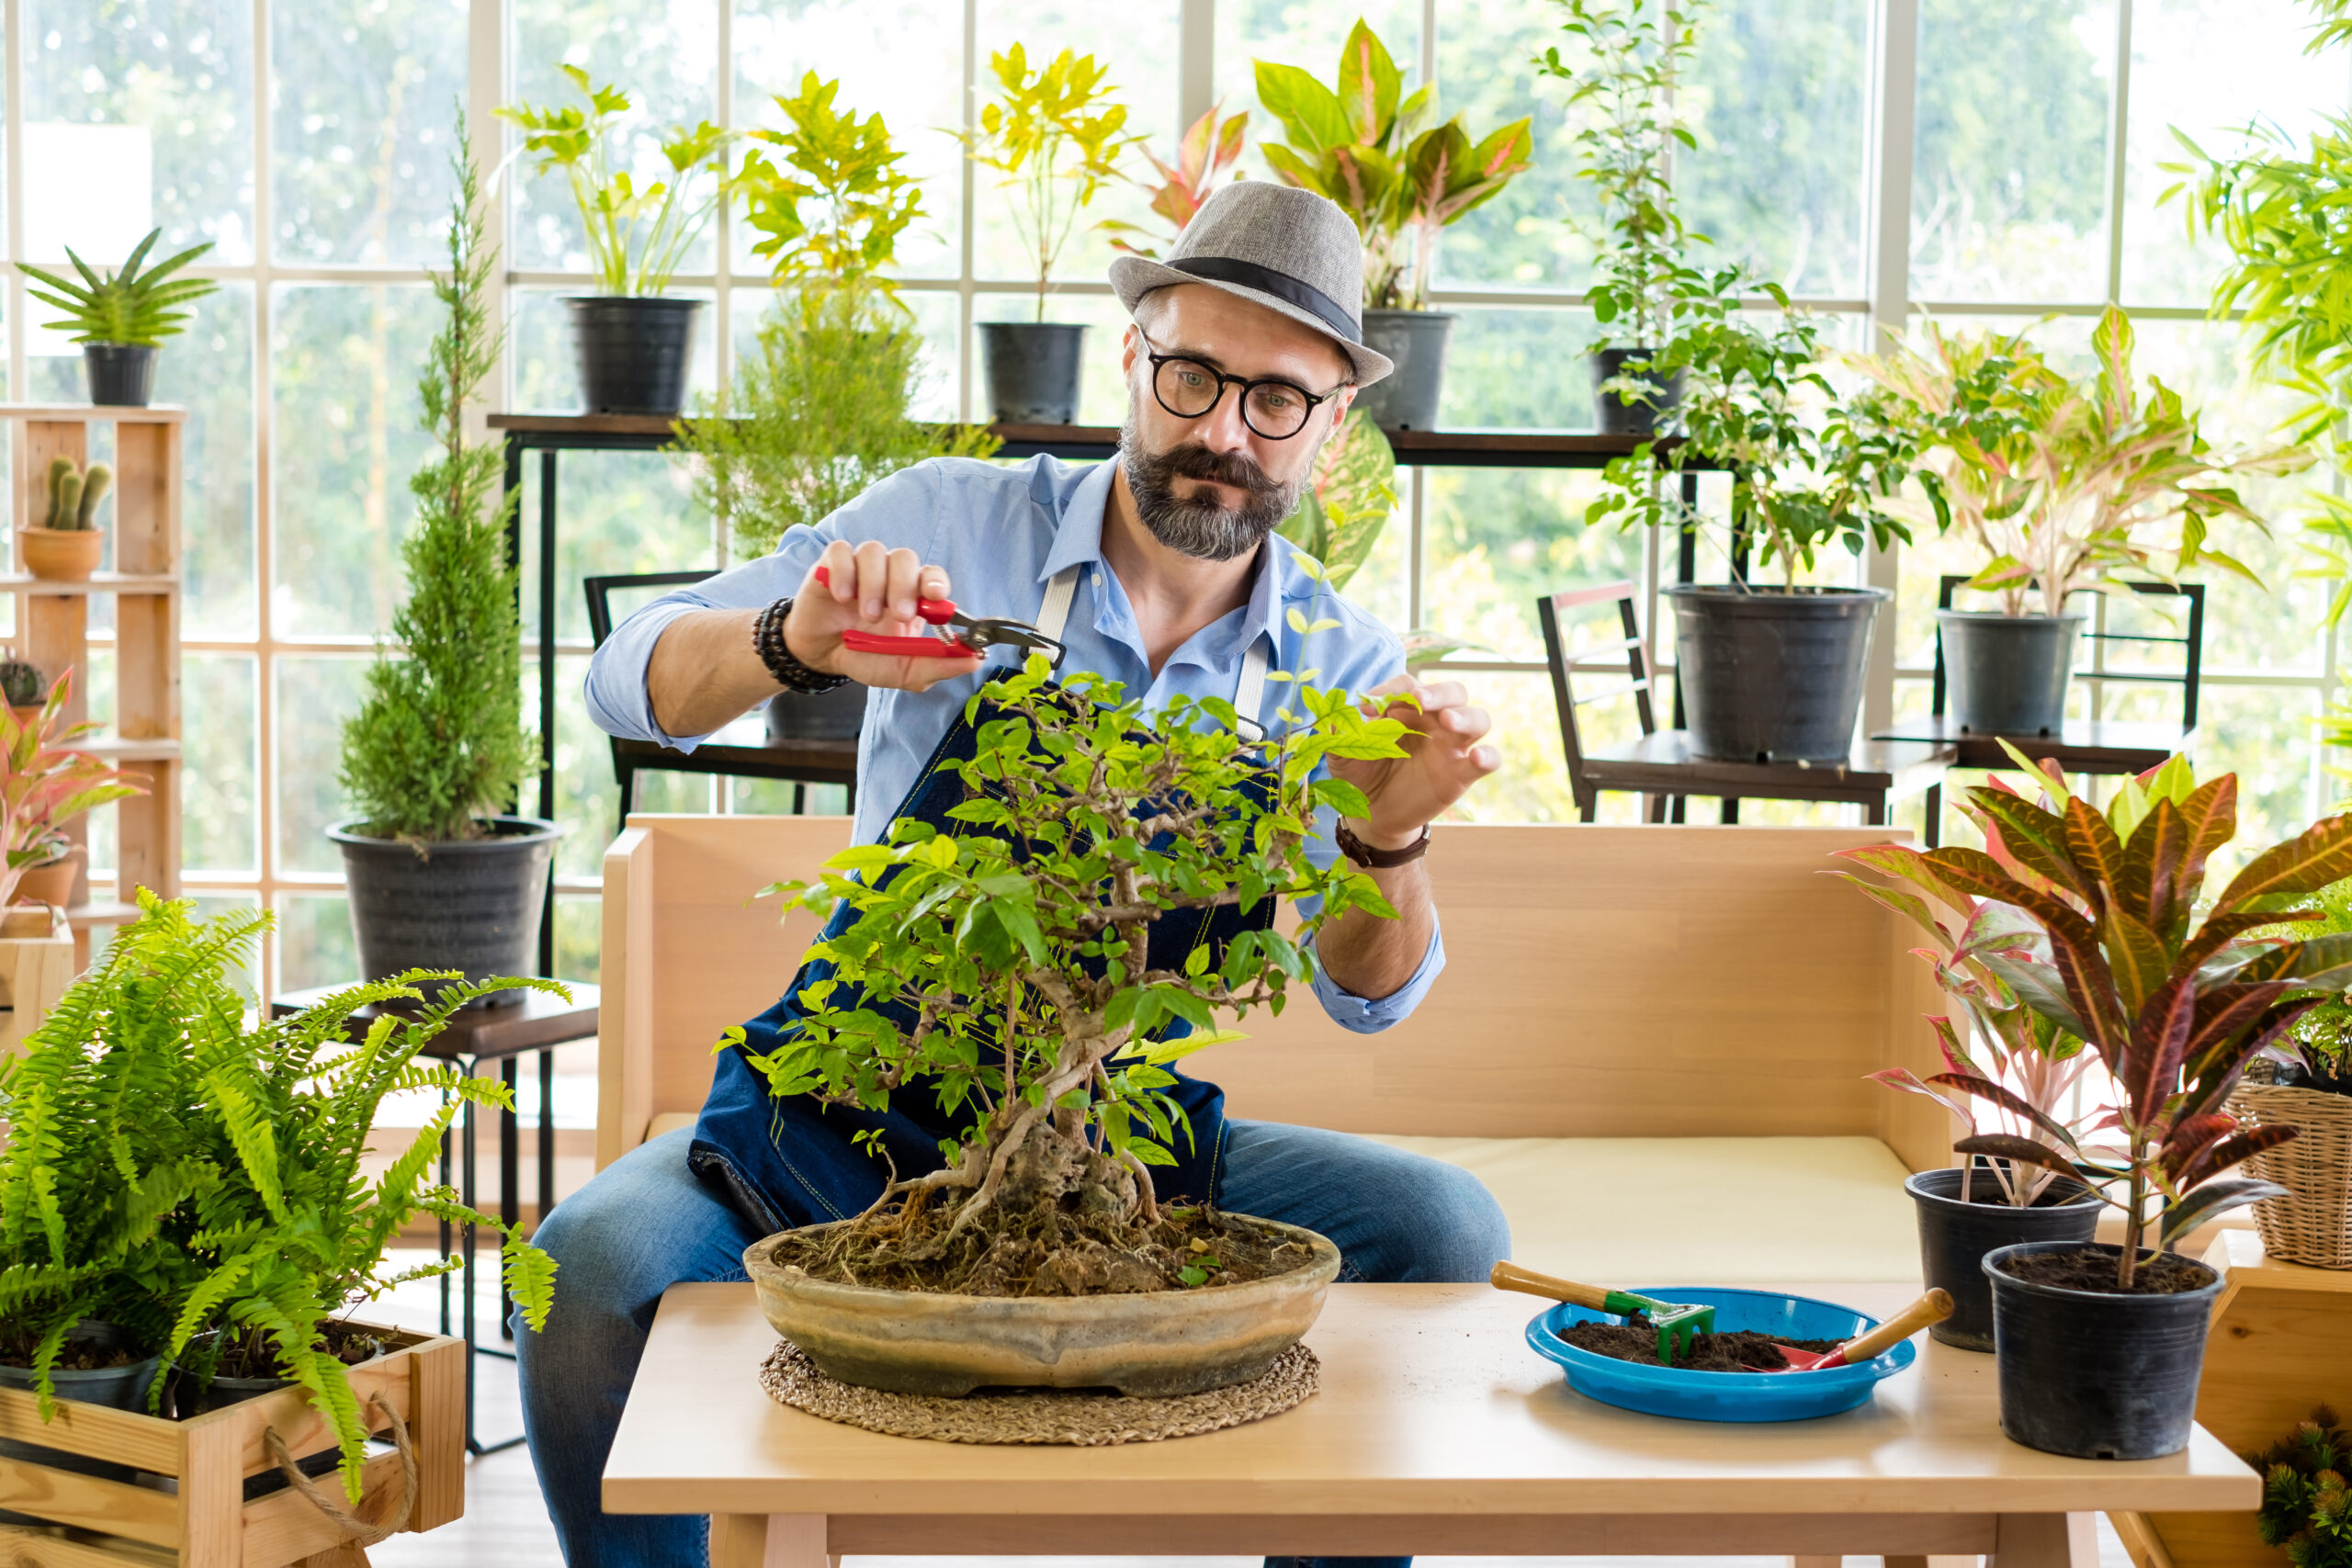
top-left (745, 1213), bottom-right (1341, 1396)
top-left (21, 528), bottom-right (102, 582)
top-left (12, 854), bottom-right (77, 910)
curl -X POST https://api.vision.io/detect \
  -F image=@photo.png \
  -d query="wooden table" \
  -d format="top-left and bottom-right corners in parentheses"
top-left (1583, 732), bottom-right (1956, 825)
top-left (1867, 717), bottom-right (2188, 846)
top-left (610, 712), bottom-right (858, 818)
top-left (605, 1281), bottom-right (2258, 1568)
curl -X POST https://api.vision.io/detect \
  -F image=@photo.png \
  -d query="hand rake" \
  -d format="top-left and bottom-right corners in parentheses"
top-left (1490, 1261), bottom-right (1715, 1365)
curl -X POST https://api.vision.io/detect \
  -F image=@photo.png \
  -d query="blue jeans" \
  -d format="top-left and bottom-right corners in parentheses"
top-left (518, 1120), bottom-right (1511, 1568)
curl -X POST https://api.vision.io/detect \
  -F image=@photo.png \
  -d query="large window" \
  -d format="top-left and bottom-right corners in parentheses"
top-left (15, 0), bottom-right (2346, 990)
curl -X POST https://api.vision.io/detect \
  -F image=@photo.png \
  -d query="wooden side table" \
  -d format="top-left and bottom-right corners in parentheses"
top-left (1867, 716), bottom-right (2189, 845)
top-left (271, 980), bottom-right (600, 1454)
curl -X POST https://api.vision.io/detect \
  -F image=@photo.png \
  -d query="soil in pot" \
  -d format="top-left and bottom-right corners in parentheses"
top-left (1558, 1316), bottom-right (1840, 1371)
top-left (1985, 1240), bottom-right (2224, 1460)
top-left (1908, 1166), bottom-right (2101, 1351)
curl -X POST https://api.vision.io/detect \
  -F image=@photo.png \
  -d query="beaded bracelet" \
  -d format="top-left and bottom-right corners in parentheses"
top-left (752, 597), bottom-right (850, 694)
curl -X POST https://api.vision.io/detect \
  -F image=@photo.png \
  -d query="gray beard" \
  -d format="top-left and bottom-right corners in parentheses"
top-left (1118, 412), bottom-right (1311, 562)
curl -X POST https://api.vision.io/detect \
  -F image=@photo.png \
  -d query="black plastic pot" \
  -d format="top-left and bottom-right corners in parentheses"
top-left (1938, 611), bottom-right (2086, 735)
top-left (1984, 1240), bottom-right (2224, 1460)
top-left (767, 684), bottom-right (868, 742)
top-left (980, 322), bottom-right (1087, 423)
top-left (566, 297), bottom-right (703, 416)
top-left (1355, 310), bottom-right (1457, 431)
top-left (1588, 348), bottom-right (1687, 435)
top-left (1907, 1167), bottom-right (2101, 1351)
top-left (328, 815), bottom-right (562, 1004)
top-left (85, 343), bottom-right (158, 407)
top-left (1662, 584), bottom-right (1887, 762)
top-left (0, 1319), bottom-right (161, 1517)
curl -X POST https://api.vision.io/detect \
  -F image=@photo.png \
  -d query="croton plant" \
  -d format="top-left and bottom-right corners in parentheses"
top-left (1846, 750), bottom-right (2352, 1288)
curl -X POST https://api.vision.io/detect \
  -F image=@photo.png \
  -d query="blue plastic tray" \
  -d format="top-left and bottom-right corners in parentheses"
top-left (1523, 1287), bottom-right (1916, 1423)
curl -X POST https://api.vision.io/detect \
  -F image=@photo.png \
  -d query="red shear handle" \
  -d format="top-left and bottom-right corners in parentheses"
top-left (839, 629), bottom-right (981, 659)
top-left (811, 565), bottom-right (957, 625)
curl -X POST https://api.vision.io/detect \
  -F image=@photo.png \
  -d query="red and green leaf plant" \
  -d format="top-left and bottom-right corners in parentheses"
top-left (1104, 100), bottom-right (1250, 260)
top-left (727, 653), bottom-right (1408, 1288)
top-left (1851, 746), bottom-right (2352, 1288)
top-left (0, 668), bottom-right (144, 908)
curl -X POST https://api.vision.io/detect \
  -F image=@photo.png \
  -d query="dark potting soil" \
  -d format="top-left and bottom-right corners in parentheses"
top-left (0, 1331), bottom-right (136, 1371)
top-left (1998, 1247), bottom-right (2218, 1296)
top-left (1559, 1315), bottom-right (1843, 1372)
top-left (213, 1319), bottom-right (391, 1380)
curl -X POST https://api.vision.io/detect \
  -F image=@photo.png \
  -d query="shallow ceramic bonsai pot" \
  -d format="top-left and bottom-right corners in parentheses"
top-left (745, 1213), bottom-right (1342, 1397)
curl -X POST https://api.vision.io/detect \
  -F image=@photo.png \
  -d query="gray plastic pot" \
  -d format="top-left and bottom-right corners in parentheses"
top-left (329, 816), bottom-right (562, 1004)
top-left (979, 322), bottom-right (1087, 423)
top-left (1938, 611), bottom-right (2086, 735)
top-left (85, 343), bottom-right (159, 407)
top-left (1354, 310), bottom-right (1457, 431)
top-left (566, 296), bottom-right (704, 415)
top-left (1984, 1240), bottom-right (2224, 1460)
top-left (1907, 1167), bottom-right (2101, 1351)
top-left (1662, 584), bottom-right (1887, 762)
top-left (1588, 347), bottom-right (1686, 435)
top-left (0, 1319), bottom-right (161, 1515)
top-left (767, 683), bottom-right (868, 742)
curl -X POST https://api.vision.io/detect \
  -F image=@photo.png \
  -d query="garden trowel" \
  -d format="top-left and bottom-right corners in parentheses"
top-left (1741, 1288), bottom-right (1953, 1373)
top-left (1489, 1261), bottom-right (1716, 1365)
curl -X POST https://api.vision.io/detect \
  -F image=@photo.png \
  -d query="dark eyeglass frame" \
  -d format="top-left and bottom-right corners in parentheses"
top-left (1139, 333), bottom-right (1349, 441)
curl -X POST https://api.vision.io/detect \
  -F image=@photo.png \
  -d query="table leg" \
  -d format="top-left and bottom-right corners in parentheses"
top-left (709, 1513), bottom-right (829, 1568)
top-left (1990, 1513), bottom-right (2097, 1568)
top-left (460, 1076), bottom-right (478, 1446)
top-left (537, 1045), bottom-right (556, 1232)
top-left (436, 1089), bottom-right (453, 1339)
top-left (500, 1056), bottom-right (520, 1340)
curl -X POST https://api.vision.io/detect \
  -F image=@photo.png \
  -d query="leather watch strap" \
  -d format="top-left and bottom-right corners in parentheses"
top-left (1335, 820), bottom-right (1430, 870)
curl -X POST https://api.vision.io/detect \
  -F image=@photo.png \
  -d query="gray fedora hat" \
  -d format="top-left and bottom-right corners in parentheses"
top-left (1109, 182), bottom-right (1393, 387)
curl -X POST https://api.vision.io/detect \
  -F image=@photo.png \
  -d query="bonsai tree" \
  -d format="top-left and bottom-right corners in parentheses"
top-left (675, 75), bottom-right (997, 559)
top-left (1255, 20), bottom-right (1532, 311)
top-left (19, 229), bottom-right (217, 349)
top-left (339, 121), bottom-right (533, 845)
top-left (497, 66), bottom-right (737, 296)
top-left (0, 670), bottom-right (143, 908)
top-left (0, 893), bottom-right (560, 1497)
top-left (734, 650), bottom-right (1408, 1287)
top-left (2251, 1406), bottom-right (2352, 1568)
top-left (959, 45), bottom-right (1137, 321)
top-left (1104, 101), bottom-right (1250, 260)
top-left (1879, 754), bottom-right (2352, 1288)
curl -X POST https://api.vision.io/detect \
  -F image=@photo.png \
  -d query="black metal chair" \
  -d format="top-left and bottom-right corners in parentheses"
top-left (583, 570), bottom-right (860, 821)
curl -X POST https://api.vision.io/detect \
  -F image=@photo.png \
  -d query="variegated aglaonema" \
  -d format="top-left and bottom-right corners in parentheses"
top-left (1851, 754), bottom-right (2352, 1290)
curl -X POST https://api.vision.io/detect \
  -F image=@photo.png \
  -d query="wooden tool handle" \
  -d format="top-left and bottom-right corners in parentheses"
top-left (1836, 1288), bottom-right (1953, 1365)
top-left (1489, 1261), bottom-right (1614, 1313)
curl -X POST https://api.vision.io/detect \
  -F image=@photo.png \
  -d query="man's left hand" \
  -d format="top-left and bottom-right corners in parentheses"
top-left (1326, 674), bottom-right (1500, 850)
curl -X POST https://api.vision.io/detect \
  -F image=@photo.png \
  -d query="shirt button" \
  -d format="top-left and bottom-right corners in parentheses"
top-left (1091, 572), bottom-right (1103, 588)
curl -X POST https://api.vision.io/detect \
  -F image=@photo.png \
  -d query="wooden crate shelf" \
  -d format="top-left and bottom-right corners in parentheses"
top-left (3, 406), bottom-right (183, 965)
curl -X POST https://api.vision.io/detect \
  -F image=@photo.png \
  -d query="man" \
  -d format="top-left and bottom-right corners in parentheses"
top-left (526, 182), bottom-right (1510, 1568)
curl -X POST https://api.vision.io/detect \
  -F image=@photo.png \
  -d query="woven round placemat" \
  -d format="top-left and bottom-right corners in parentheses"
top-left (756, 1339), bottom-right (1318, 1445)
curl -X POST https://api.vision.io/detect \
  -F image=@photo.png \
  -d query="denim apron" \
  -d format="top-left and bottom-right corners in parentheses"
top-left (687, 564), bottom-right (1276, 1236)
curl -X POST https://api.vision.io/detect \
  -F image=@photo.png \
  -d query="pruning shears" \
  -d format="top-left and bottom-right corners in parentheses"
top-left (811, 566), bottom-right (1067, 670)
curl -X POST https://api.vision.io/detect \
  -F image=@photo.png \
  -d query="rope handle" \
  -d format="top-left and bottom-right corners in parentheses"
top-left (263, 1393), bottom-right (419, 1549)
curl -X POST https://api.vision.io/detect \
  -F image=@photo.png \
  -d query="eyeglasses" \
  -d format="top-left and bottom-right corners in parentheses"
top-left (1141, 335), bottom-right (1346, 441)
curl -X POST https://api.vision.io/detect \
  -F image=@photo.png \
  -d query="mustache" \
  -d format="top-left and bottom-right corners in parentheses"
top-left (1160, 443), bottom-right (1284, 497)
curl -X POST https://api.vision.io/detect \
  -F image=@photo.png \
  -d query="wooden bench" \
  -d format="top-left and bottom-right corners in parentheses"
top-left (596, 818), bottom-right (1952, 1284)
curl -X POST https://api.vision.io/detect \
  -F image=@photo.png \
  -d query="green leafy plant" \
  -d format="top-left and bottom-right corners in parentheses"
top-left (958, 44), bottom-right (1138, 321)
top-left (1104, 101), bottom-right (1250, 260)
top-left (2253, 1405), bottom-right (2352, 1568)
top-left (1255, 20), bottom-right (1533, 310)
top-left (2255, 876), bottom-right (2352, 1092)
top-left (738, 72), bottom-right (925, 298)
top-left (340, 119), bottom-right (533, 844)
top-left (729, 648), bottom-right (1408, 1284)
top-left (19, 229), bottom-right (218, 347)
top-left (1275, 407), bottom-right (1396, 590)
top-left (498, 66), bottom-right (737, 296)
top-left (0, 670), bottom-right (143, 908)
top-left (1861, 751), bottom-right (2352, 1289)
top-left (39, 457), bottom-right (111, 533)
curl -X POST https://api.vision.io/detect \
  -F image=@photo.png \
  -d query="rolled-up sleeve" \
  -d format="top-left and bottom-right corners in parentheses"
top-left (582, 465), bottom-right (944, 750)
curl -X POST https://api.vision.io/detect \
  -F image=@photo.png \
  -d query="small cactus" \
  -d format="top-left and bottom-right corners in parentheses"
top-left (0, 658), bottom-right (43, 708)
top-left (41, 457), bottom-right (74, 529)
top-left (74, 463), bottom-right (111, 531)
top-left (51, 470), bottom-right (82, 533)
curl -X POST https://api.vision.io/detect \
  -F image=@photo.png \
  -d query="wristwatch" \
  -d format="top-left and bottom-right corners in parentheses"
top-left (1335, 820), bottom-right (1430, 870)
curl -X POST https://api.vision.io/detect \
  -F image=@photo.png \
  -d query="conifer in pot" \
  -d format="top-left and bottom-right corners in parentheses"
top-left (334, 120), bottom-right (554, 1001)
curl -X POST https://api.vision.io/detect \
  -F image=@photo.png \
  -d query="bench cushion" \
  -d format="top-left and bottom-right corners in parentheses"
top-left (1364, 1134), bottom-right (1924, 1285)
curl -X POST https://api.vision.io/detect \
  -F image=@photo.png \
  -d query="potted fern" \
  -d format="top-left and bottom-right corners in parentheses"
top-left (960, 44), bottom-right (1137, 423)
top-left (1255, 20), bottom-right (1532, 430)
top-left (18, 228), bottom-right (218, 407)
top-left (738, 656), bottom-right (1407, 1395)
top-left (498, 68), bottom-right (737, 415)
top-left (334, 123), bottom-right (552, 998)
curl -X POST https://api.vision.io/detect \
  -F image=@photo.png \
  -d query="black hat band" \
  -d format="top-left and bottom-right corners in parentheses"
top-left (1168, 255), bottom-right (1360, 346)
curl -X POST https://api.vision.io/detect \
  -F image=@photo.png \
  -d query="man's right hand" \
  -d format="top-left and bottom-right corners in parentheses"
top-left (786, 540), bottom-right (985, 693)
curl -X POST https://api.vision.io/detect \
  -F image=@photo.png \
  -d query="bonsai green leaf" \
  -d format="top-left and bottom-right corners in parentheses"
top-left (2156, 1175), bottom-right (2290, 1244)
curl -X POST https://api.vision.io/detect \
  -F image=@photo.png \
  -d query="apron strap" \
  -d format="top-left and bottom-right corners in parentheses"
top-left (1034, 565), bottom-right (1082, 643)
top-left (1035, 562), bottom-right (1272, 737)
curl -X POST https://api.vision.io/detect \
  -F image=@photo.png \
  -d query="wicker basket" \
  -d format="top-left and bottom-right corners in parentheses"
top-left (2228, 1080), bottom-right (2352, 1269)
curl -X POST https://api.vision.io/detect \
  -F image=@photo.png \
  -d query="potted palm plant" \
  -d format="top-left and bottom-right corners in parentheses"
top-left (1886, 756), bottom-right (2352, 1459)
top-left (498, 68), bottom-right (735, 415)
top-left (1255, 20), bottom-right (1532, 430)
top-left (960, 45), bottom-right (1136, 423)
top-left (737, 655), bottom-right (1407, 1395)
top-left (675, 73), bottom-right (996, 743)
top-left (334, 123), bottom-right (552, 998)
top-left (18, 229), bottom-right (218, 407)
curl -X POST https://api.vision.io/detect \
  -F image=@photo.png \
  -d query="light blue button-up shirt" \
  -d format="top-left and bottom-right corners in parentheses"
top-left (584, 453), bottom-right (1443, 1033)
